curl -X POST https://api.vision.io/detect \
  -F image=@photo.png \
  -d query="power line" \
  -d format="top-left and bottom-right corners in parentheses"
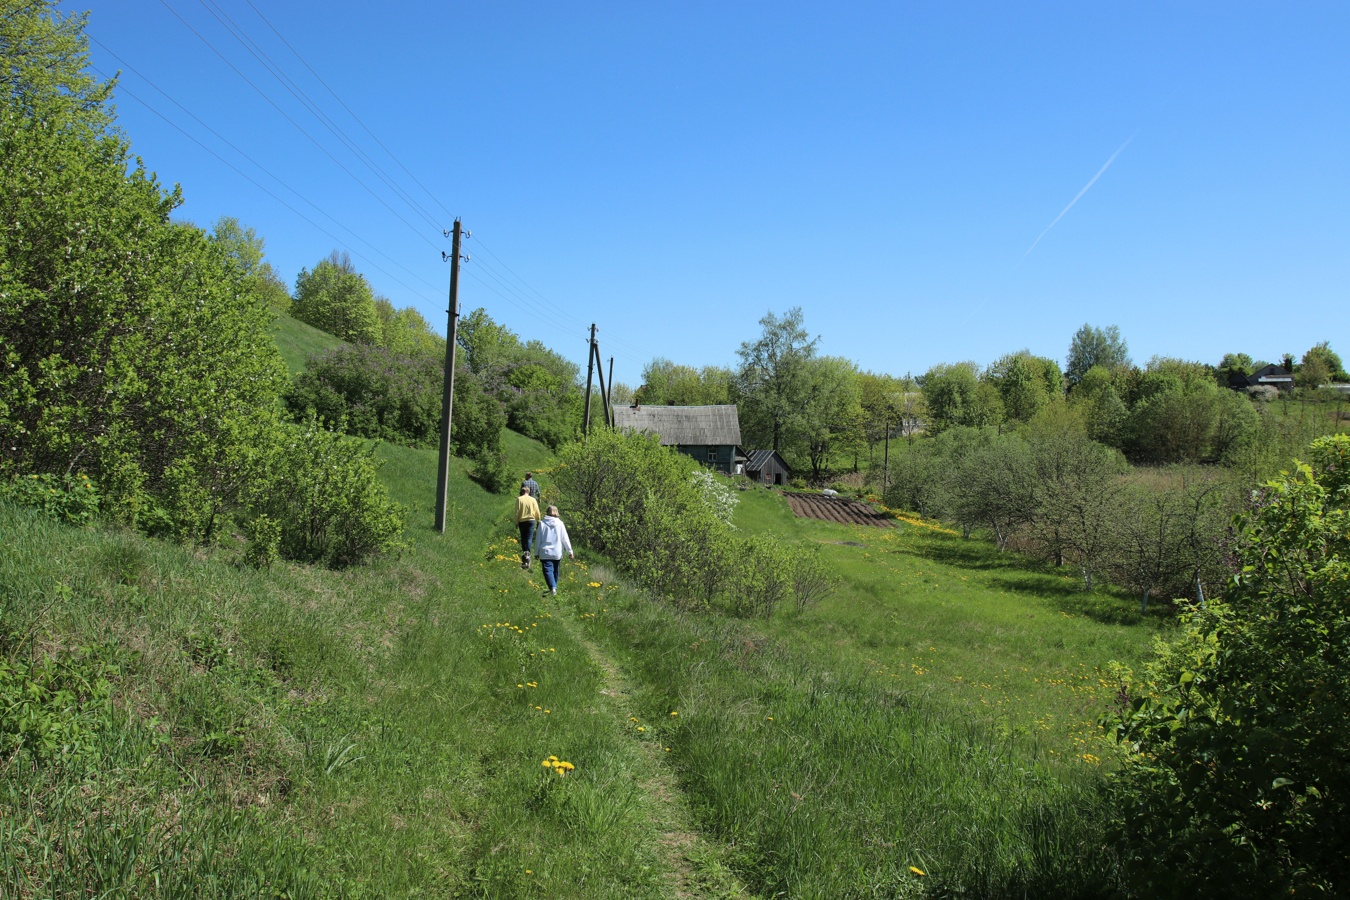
top-left (469, 236), bottom-right (658, 361)
top-left (239, 0), bottom-right (459, 228)
top-left (193, 0), bottom-right (445, 233)
top-left (92, 66), bottom-right (440, 304)
top-left (90, 39), bottom-right (442, 296)
top-left (129, 2), bottom-right (658, 373)
top-left (156, 0), bottom-right (442, 253)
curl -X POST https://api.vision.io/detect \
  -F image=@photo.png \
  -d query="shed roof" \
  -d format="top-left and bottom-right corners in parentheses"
top-left (612, 404), bottom-right (742, 446)
top-left (745, 449), bottom-right (789, 473)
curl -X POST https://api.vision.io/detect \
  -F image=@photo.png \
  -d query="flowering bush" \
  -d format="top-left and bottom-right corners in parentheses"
top-left (690, 469), bottom-right (738, 526)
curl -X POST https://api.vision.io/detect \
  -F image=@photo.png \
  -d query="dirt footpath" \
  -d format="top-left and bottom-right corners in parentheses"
top-left (783, 492), bottom-right (895, 527)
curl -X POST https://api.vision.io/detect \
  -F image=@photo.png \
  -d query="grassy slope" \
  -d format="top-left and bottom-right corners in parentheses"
top-left (272, 312), bottom-right (344, 375)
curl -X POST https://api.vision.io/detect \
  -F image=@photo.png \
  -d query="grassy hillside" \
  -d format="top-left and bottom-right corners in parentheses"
top-left (272, 312), bottom-right (345, 375)
top-left (4, 389), bottom-right (1166, 899)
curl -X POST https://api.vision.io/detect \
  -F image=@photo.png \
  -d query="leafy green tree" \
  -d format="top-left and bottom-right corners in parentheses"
top-left (372, 296), bottom-right (443, 359)
top-left (634, 358), bottom-right (732, 406)
top-left (1217, 351), bottom-right (1255, 383)
top-left (1066, 323), bottom-right (1130, 387)
top-left (734, 308), bottom-right (819, 454)
top-left (798, 355), bottom-right (864, 481)
top-left (1126, 381), bottom-right (1258, 464)
top-left (292, 251), bottom-right (381, 344)
top-left (1024, 411), bottom-right (1126, 586)
top-left (455, 308), bottom-right (582, 449)
top-left (921, 362), bottom-right (978, 433)
top-left (0, 22), bottom-right (291, 540)
top-left (954, 432), bottom-right (1038, 550)
top-left (1298, 341), bottom-right (1345, 388)
top-left (1069, 365), bottom-right (1128, 447)
top-left (984, 350), bottom-right (1062, 423)
top-left (1308, 341), bottom-right (1346, 380)
top-left (0, 0), bottom-right (109, 120)
top-left (1107, 434), bottom-right (1350, 896)
top-left (210, 216), bottom-right (290, 311)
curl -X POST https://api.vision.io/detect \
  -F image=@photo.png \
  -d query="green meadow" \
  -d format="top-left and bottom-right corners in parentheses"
top-left (1, 318), bottom-right (1165, 897)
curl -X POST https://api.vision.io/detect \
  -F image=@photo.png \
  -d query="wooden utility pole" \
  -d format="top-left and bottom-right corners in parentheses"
top-left (882, 413), bottom-right (891, 497)
top-left (607, 356), bottom-right (615, 418)
top-left (593, 341), bottom-right (611, 427)
top-left (582, 323), bottom-right (596, 435)
top-left (434, 219), bottom-right (464, 533)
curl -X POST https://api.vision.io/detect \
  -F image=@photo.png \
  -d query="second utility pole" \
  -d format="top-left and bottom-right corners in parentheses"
top-left (582, 323), bottom-right (596, 435)
top-left (434, 218), bottom-right (464, 533)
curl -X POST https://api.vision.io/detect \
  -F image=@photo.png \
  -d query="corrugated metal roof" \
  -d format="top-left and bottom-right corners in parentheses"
top-left (611, 404), bottom-right (742, 446)
top-left (745, 449), bottom-right (786, 472)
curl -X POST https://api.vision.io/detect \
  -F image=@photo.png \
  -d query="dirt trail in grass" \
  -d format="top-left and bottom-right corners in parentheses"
top-left (566, 625), bottom-right (748, 899)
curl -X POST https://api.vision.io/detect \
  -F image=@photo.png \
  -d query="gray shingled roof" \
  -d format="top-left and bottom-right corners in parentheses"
top-left (611, 404), bottom-right (742, 446)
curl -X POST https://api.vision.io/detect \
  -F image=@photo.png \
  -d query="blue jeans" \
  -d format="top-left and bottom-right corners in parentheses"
top-left (517, 521), bottom-right (535, 556)
top-left (541, 558), bottom-right (561, 591)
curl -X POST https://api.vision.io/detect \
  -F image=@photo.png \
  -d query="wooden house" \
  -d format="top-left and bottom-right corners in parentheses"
top-left (611, 404), bottom-right (743, 475)
top-left (743, 449), bottom-right (791, 486)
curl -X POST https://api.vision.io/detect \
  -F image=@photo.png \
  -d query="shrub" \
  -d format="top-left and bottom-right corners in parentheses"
top-left (287, 343), bottom-right (443, 446)
top-left (1, 473), bottom-right (100, 526)
top-left (690, 469), bottom-right (738, 526)
top-left (1105, 433), bottom-right (1350, 896)
top-left (0, 72), bottom-right (288, 541)
top-left (244, 416), bottom-right (405, 568)
top-left (554, 429), bottom-right (832, 616)
top-left (470, 447), bottom-right (514, 494)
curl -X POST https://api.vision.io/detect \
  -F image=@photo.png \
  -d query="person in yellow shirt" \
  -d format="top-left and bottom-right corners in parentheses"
top-left (514, 485), bottom-right (541, 569)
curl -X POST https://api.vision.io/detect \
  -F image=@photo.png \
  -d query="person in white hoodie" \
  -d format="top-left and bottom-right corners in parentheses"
top-left (532, 505), bottom-right (574, 595)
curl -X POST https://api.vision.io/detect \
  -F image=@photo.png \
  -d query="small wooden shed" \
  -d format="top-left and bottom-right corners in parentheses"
top-left (611, 404), bottom-right (743, 475)
top-left (743, 449), bottom-right (791, 486)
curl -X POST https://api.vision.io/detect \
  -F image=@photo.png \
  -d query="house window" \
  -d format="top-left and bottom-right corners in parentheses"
top-left (706, 446), bottom-right (718, 462)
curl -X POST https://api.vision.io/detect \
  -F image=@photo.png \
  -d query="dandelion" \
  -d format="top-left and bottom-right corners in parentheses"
top-left (669, 711), bottom-right (678, 717)
top-left (541, 755), bottom-right (575, 776)
top-left (587, 581), bottom-right (602, 588)
top-left (909, 866), bottom-right (925, 876)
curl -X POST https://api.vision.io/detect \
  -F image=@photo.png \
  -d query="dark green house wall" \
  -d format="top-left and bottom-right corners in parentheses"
top-left (675, 444), bottom-right (737, 475)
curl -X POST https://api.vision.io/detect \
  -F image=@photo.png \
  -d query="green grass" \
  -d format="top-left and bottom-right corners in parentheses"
top-left (272, 312), bottom-right (345, 375)
top-left (3, 423), bottom-right (1168, 897)
top-left (548, 485), bottom-right (1164, 898)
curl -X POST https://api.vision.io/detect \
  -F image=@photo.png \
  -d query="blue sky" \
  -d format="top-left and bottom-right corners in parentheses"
top-left (87, 1), bottom-right (1348, 386)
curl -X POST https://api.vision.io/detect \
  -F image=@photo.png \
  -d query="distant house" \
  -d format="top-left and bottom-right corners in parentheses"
top-left (743, 449), bottom-right (791, 487)
top-left (1229, 364), bottom-right (1295, 392)
top-left (611, 404), bottom-right (743, 475)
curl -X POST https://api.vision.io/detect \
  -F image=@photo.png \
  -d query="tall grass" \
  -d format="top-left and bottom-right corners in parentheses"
top-left (550, 484), bottom-right (1163, 897)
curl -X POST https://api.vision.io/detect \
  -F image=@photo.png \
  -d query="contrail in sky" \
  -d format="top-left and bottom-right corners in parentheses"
top-left (1021, 133), bottom-right (1137, 261)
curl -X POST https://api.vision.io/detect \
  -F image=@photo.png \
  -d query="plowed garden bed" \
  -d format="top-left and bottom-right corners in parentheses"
top-left (783, 492), bottom-right (895, 527)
